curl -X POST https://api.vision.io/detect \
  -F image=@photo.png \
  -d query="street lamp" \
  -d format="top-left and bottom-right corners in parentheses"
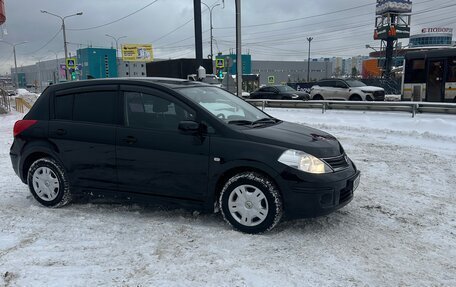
top-left (201, 2), bottom-right (221, 62)
top-left (41, 10), bottom-right (83, 80)
top-left (48, 50), bottom-right (61, 83)
top-left (105, 34), bottom-right (127, 58)
top-left (0, 40), bottom-right (28, 89)
top-left (307, 37), bottom-right (313, 82)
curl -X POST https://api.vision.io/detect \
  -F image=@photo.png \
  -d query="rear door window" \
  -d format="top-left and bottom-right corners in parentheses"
top-left (73, 91), bottom-right (116, 125)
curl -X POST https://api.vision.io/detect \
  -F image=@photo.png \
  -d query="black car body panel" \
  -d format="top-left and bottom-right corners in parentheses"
top-left (250, 85), bottom-right (309, 100)
top-left (10, 78), bottom-right (359, 219)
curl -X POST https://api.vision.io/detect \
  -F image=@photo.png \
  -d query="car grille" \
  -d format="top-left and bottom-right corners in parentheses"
top-left (373, 91), bottom-right (385, 101)
top-left (322, 154), bottom-right (349, 171)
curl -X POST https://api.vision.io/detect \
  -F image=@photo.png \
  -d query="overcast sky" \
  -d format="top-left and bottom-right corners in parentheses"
top-left (0, 0), bottom-right (455, 73)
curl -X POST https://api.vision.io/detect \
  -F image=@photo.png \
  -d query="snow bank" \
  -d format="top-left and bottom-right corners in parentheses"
top-left (0, 110), bottom-right (455, 286)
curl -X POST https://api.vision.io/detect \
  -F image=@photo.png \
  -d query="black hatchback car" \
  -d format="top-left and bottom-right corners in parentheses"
top-left (10, 78), bottom-right (360, 234)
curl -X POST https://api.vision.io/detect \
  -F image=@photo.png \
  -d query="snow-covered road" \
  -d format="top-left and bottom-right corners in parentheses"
top-left (0, 109), bottom-right (455, 287)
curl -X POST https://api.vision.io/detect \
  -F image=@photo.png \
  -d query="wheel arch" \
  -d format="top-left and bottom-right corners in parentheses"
top-left (349, 93), bottom-right (363, 101)
top-left (211, 162), bottom-right (282, 211)
top-left (20, 140), bottom-right (61, 183)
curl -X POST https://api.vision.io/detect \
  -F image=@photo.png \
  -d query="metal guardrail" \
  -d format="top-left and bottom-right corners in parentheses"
top-left (246, 99), bottom-right (456, 118)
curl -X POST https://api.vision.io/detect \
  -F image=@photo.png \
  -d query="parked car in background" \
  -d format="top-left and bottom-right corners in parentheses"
top-left (10, 78), bottom-right (359, 234)
top-left (310, 79), bottom-right (385, 101)
top-left (250, 85), bottom-right (310, 100)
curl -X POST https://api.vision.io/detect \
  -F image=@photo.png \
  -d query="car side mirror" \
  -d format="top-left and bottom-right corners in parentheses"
top-left (178, 121), bottom-right (200, 134)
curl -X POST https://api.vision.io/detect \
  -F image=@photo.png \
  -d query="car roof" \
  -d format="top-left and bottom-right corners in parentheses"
top-left (47, 77), bottom-right (208, 91)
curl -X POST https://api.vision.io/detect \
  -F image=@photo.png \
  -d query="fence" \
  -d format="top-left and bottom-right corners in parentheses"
top-left (0, 87), bottom-right (11, 112)
top-left (246, 99), bottom-right (456, 118)
top-left (15, 97), bottom-right (33, 113)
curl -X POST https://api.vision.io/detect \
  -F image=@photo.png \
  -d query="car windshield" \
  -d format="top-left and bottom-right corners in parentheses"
top-left (178, 86), bottom-right (276, 126)
top-left (345, 80), bottom-right (366, 87)
top-left (276, 85), bottom-right (296, 92)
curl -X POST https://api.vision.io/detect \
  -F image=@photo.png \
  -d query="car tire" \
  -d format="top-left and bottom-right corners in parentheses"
top-left (219, 172), bottom-right (283, 234)
top-left (27, 157), bottom-right (72, 208)
top-left (313, 94), bottom-right (323, 100)
top-left (349, 94), bottom-right (362, 101)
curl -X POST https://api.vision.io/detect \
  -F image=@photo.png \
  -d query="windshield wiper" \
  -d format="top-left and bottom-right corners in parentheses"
top-left (252, 118), bottom-right (280, 125)
top-left (228, 120), bottom-right (253, 126)
top-left (228, 118), bottom-right (280, 127)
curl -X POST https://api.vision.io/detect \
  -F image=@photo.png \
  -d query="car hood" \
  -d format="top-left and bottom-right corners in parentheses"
top-left (240, 121), bottom-right (343, 158)
top-left (357, 86), bottom-right (384, 92)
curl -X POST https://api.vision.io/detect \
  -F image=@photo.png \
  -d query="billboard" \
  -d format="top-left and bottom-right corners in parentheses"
top-left (375, 25), bottom-right (410, 40)
top-left (376, 0), bottom-right (412, 15)
top-left (121, 44), bottom-right (153, 62)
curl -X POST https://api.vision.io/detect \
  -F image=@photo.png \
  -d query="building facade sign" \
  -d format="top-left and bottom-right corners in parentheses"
top-left (421, 28), bottom-right (453, 34)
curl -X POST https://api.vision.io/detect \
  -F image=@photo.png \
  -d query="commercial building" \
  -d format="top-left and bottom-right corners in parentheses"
top-left (77, 47), bottom-right (118, 79)
top-left (118, 60), bottom-right (147, 77)
top-left (251, 60), bottom-right (333, 85)
top-left (409, 28), bottom-right (453, 48)
top-left (14, 58), bottom-right (65, 92)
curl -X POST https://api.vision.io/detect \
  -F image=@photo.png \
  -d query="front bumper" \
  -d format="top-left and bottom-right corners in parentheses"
top-left (276, 165), bottom-right (360, 219)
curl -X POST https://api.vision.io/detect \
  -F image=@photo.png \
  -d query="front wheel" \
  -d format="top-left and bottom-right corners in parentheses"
top-left (27, 157), bottom-right (72, 208)
top-left (219, 172), bottom-right (283, 234)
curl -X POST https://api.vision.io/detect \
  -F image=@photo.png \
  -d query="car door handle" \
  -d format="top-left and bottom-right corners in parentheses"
top-left (122, 136), bottom-right (137, 144)
top-left (55, 129), bottom-right (67, 136)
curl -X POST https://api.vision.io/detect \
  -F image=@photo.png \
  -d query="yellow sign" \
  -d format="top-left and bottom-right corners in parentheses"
top-left (268, 76), bottom-right (275, 84)
top-left (121, 44), bottom-right (153, 62)
top-left (216, 58), bottom-right (224, 69)
top-left (66, 58), bottom-right (76, 69)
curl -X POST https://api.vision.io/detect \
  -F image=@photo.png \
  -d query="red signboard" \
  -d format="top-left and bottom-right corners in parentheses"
top-left (0, 0), bottom-right (5, 25)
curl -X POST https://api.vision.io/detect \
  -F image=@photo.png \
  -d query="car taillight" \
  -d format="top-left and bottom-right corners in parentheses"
top-left (13, 120), bottom-right (38, 137)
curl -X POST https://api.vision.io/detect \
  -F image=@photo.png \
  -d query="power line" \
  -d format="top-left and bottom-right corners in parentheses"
top-left (24, 27), bottom-right (62, 55)
top-left (67, 0), bottom-right (160, 31)
top-left (215, 2), bottom-right (375, 30)
top-left (151, 1), bottom-right (218, 43)
top-left (152, 18), bottom-right (195, 43)
top-left (215, 2), bottom-right (456, 48)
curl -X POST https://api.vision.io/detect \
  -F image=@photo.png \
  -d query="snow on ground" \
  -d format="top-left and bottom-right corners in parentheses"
top-left (0, 109), bottom-right (455, 287)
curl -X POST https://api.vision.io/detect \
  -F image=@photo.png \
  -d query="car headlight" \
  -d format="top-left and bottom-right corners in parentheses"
top-left (278, 149), bottom-right (333, 174)
top-left (291, 94), bottom-right (299, 98)
top-left (361, 90), bottom-right (372, 94)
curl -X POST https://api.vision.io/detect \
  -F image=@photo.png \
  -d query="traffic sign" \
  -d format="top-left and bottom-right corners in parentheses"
top-left (268, 76), bottom-right (275, 84)
top-left (216, 58), bottom-right (225, 69)
top-left (66, 58), bottom-right (77, 69)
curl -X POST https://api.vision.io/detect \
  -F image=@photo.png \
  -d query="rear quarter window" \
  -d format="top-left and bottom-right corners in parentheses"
top-left (54, 94), bottom-right (74, 120)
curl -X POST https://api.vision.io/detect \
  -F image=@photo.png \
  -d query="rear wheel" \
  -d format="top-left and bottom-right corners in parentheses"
top-left (313, 94), bottom-right (324, 100)
top-left (27, 157), bottom-right (72, 208)
top-left (219, 172), bottom-right (282, 234)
